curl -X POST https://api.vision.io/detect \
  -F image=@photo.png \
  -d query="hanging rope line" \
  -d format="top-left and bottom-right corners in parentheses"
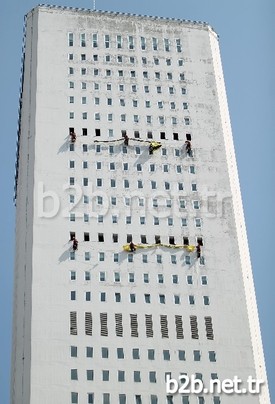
top-left (123, 243), bottom-right (196, 252)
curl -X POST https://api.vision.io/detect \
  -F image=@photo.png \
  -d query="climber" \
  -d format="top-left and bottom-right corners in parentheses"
top-left (196, 244), bottom-right (201, 259)
top-left (124, 134), bottom-right (129, 146)
top-left (70, 131), bottom-right (76, 143)
top-left (72, 237), bottom-right (78, 251)
top-left (149, 141), bottom-right (162, 155)
top-left (129, 241), bottom-right (136, 252)
top-left (185, 140), bottom-right (192, 156)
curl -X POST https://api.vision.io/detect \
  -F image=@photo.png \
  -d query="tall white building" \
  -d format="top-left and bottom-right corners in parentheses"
top-left (11, 5), bottom-right (270, 404)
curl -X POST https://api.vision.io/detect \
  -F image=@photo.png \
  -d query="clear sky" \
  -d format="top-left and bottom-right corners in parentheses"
top-left (1, 1), bottom-right (274, 403)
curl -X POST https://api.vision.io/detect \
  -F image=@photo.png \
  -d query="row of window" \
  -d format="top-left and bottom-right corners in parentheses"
top-left (68, 81), bottom-right (187, 95)
top-left (70, 345), bottom-right (216, 362)
top-left (68, 53), bottom-right (185, 67)
top-left (70, 232), bottom-right (202, 245)
top-left (70, 141), bottom-right (191, 153)
top-left (69, 80), bottom-right (187, 94)
top-left (70, 392), bottom-right (221, 404)
top-left (68, 33), bottom-right (183, 53)
top-left (69, 178), bottom-right (198, 194)
top-left (70, 312), bottom-right (214, 340)
top-left (70, 291), bottom-right (210, 306)
top-left (70, 251), bottom-right (205, 266)
top-left (70, 368), bottom-right (217, 383)
top-left (68, 66), bottom-right (186, 81)
top-left (69, 96), bottom-right (189, 110)
top-left (69, 212), bottom-right (202, 228)
top-left (68, 112), bottom-right (190, 125)
top-left (71, 271), bottom-right (208, 286)
top-left (69, 160), bottom-right (195, 172)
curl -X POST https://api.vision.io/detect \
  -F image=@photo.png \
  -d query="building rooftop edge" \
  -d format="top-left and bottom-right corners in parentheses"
top-left (25, 3), bottom-right (218, 36)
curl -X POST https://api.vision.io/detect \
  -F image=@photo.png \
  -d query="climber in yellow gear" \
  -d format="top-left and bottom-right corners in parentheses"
top-left (149, 141), bottom-right (162, 155)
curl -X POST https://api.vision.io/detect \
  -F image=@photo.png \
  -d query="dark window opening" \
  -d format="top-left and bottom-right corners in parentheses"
top-left (155, 235), bottom-right (161, 244)
top-left (169, 236), bottom-right (175, 245)
top-left (127, 234), bottom-right (133, 243)
top-left (134, 131), bottom-right (140, 138)
top-left (70, 232), bottom-right (76, 240)
top-left (186, 133), bottom-right (192, 141)
top-left (69, 127), bottom-right (74, 135)
top-left (113, 234), bottom-right (118, 243)
top-left (84, 232), bottom-right (90, 241)
top-left (160, 132), bottom-right (166, 140)
top-left (197, 237), bottom-right (204, 246)
top-left (82, 128), bottom-right (87, 136)
top-left (147, 131), bottom-right (153, 139)
top-left (141, 235), bottom-right (147, 244)
top-left (98, 233), bottom-right (104, 242)
top-left (121, 130), bottom-right (127, 137)
top-left (183, 237), bottom-right (189, 245)
top-left (95, 128), bottom-right (101, 136)
top-left (173, 133), bottom-right (179, 140)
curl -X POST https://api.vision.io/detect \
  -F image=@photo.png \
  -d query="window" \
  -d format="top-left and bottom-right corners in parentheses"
top-left (71, 392), bottom-right (78, 404)
top-left (163, 350), bottom-right (170, 360)
top-left (189, 295), bottom-right (195, 305)
top-left (152, 37), bottom-right (158, 50)
top-left (103, 393), bottom-right (110, 404)
top-left (171, 255), bottom-right (176, 264)
top-left (159, 294), bottom-right (165, 304)
top-left (201, 276), bottom-right (208, 285)
top-left (102, 370), bottom-right (109, 381)
top-left (71, 368), bottom-right (78, 380)
top-left (143, 273), bottom-right (149, 283)
top-left (167, 72), bottom-right (172, 80)
top-left (158, 274), bottom-right (164, 283)
top-left (87, 370), bottom-right (94, 381)
top-left (149, 371), bottom-right (156, 383)
top-left (156, 86), bottom-right (162, 94)
top-left (119, 84), bottom-right (124, 91)
top-left (194, 350), bottom-right (201, 361)
top-left (193, 200), bottom-right (200, 209)
top-left (134, 371), bottom-right (141, 382)
top-left (118, 370), bottom-right (125, 382)
top-left (203, 296), bottom-right (210, 305)
top-left (92, 33), bottom-right (98, 47)
top-left (86, 346), bottom-right (93, 358)
top-left (101, 347), bottom-right (109, 359)
top-left (128, 35), bottom-right (134, 49)
top-left (159, 116), bottom-right (164, 124)
top-left (154, 57), bottom-right (159, 65)
top-left (104, 34), bottom-right (110, 48)
top-left (209, 351), bottom-right (216, 362)
top-left (176, 38), bottom-right (182, 52)
top-left (164, 38), bottom-right (170, 51)
top-left (179, 350), bottom-right (186, 361)
top-left (172, 275), bottom-right (178, 284)
top-left (69, 67), bottom-right (74, 75)
top-left (145, 294), bottom-right (151, 303)
top-left (191, 183), bottom-right (197, 192)
top-left (68, 32), bottom-right (74, 46)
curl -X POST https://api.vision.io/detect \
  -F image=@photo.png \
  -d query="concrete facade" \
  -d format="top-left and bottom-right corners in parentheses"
top-left (11, 5), bottom-right (270, 404)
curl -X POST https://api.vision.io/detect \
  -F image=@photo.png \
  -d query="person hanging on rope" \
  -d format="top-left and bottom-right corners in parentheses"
top-left (196, 243), bottom-right (201, 259)
top-left (124, 134), bottom-right (129, 146)
top-left (149, 141), bottom-right (162, 155)
top-left (70, 131), bottom-right (76, 143)
top-left (72, 236), bottom-right (78, 251)
top-left (129, 241), bottom-right (136, 252)
top-left (185, 140), bottom-right (192, 157)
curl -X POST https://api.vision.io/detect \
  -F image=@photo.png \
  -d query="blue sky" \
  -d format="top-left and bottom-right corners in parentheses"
top-left (1, 1), bottom-right (274, 402)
